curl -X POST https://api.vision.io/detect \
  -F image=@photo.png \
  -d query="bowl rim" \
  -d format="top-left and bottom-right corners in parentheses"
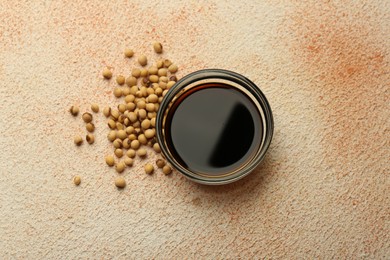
top-left (156, 69), bottom-right (274, 185)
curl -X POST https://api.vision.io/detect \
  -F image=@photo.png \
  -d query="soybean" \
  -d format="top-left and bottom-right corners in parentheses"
top-left (69, 106), bottom-right (79, 116)
top-left (113, 139), bottom-right (122, 149)
top-left (126, 76), bottom-right (137, 87)
top-left (111, 109), bottom-right (120, 119)
top-left (138, 55), bottom-right (148, 66)
top-left (128, 112), bottom-right (137, 122)
top-left (73, 176), bottom-right (81, 186)
top-left (118, 104), bottom-right (126, 113)
top-left (144, 129), bottom-right (155, 139)
top-left (146, 88), bottom-right (154, 95)
top-left (124, 157), bottom-right (134, 166)
top-left (114, 148), bottom-right (124, 158)
top-left (117, 130), bottom-right (127, 140)
top-left (156, 60), bottom-right (164, 69)
top-left (103, 107), bottom-right (111, 117)
top-left (159, 76), bottom-right (168, 83)
top-left (122, 138), bottom-right (130, 149)
top-left (115, 177), bottom-right (126, 189)
top-left (162, 165), bottom-right (172, 175)
top-left (130, 140), bottom-right (140, 150)
top-left (149, 75), bottom-right (159, 83)
top-left (148, 94), bottom-right (158, 103)
top-left (137, 100), bottom-right (146, 109)
top-left (74, 135), bottom-right (83, 146)
top-left (150, 118), bottom-right (156, 127)
top-left (116, 75), bottom-right (125, 85)
top-left (153, 42), bottom-right (163, 53)
top-left (140, 68), bottom-right (148, 77)
top-left (158, 68), bottom-right (167, 77)
top-left (137, 148), bottom-right (147, 157)
top-left (126, 149), bottom-right (136, 158)
top-left (123, 87), bottom-right (131, 96)
top-left (156, 159), bottom-right (165, 168)
top-left (168, 64), bottom-right (178, 73)
top-left (155, 88), bottom-right (163, 96)
top-left (132, 68), bottom-right (141, 78)
top-left (163, 59), bottom-right (172, 68)
top-left (141, 119), bottom-right (151, 129)
top-left (126, 103), bottom-right (135, 111)
top-left (102, 68), bottom-right (112, 79)
top-left (137, 134), bottom-right (147, 145)
top-left (145, 103), bottom-right (155, 112)
top-left (124, 49), bottom-right (134, 58)
top-left (116, 122), bottom-right (124, 130)
top-left (107, 130), bottom-right (116, 142)
top-left (86, 134), bottom-right (95, 144)
top-left (153, 143), bottom-right (161, 153)
top-left (169, 75), bottom-right (177, 82)
top-left (126, 126), bottom-right (135, 135)
top-left (167, 81), bottom-right (176, 88)
top-left (113, 87), bottom-right (123, 98)
top-left (105, 155), bottom-right (115, 166)
top-left (148, 66), bottom-right (158, 75)
top-left (138, 109), bottom-right (147, 119)
top-left (144, 163), bottom-right (154, 174)
top-left (125, 94), bottom-right (135, 103)
top-left (82, 112), bottom-right (92, 123)
top-left (91, 103), bottom-right (99, 113)
top-left (116, 162), bottom-right (126, 173)
top-left (107, 119), bottom-right (116, 129)
top-left (86, 123), bottom-right (95, 132)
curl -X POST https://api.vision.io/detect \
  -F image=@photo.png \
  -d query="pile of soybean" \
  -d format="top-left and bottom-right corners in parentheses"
top-left (70, 42), bottom-right (175, 189)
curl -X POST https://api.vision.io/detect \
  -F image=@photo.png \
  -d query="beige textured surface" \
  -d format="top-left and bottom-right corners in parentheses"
top-left (0, 0), bottom-right (389, 259)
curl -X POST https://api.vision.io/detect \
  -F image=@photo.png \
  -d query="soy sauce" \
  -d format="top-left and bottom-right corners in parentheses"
top-left (165, 83), bottom-right (263, 175)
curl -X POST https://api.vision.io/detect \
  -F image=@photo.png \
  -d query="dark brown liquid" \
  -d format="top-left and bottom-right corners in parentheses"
top-left (165, 83), bottom-right (263, 175)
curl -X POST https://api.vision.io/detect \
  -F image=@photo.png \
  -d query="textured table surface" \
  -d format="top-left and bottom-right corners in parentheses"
top-left (0, 1), bottom-right (389, 259)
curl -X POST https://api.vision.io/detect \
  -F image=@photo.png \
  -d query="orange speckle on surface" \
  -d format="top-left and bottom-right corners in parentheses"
top-left (281, 1), bottom-right (389, 256)
top-left (191, 197), bottom-right (201, 206)
top-left (282, 1), bottom-right (388, 166)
